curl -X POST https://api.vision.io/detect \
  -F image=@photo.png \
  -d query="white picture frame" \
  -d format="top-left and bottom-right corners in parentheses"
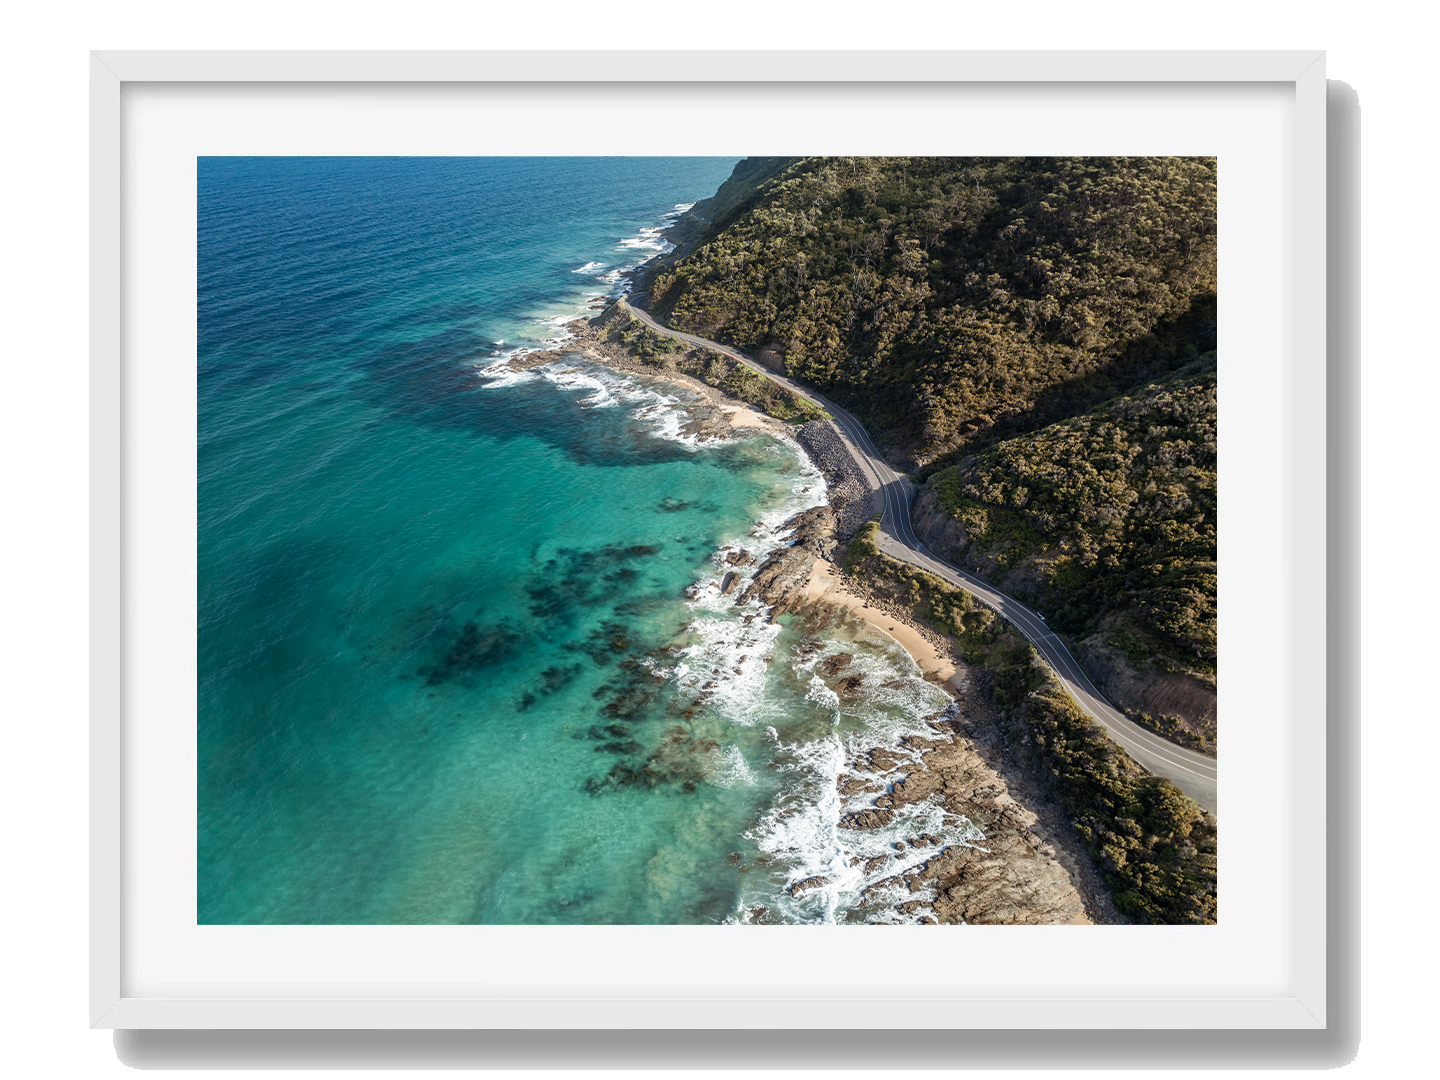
top-left (91, 51), bottom-right (1350, 1049)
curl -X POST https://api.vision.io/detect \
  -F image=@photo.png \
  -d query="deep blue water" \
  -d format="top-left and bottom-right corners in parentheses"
top-left (198, 157), bottom-right (971, 925)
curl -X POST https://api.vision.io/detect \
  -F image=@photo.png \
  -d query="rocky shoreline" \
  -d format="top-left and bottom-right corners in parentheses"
top-left (492, 311), bottom-right (797, 445)
top-left (500, 300), bottom-right (1123, 924)
top-left (747, 506), bottom-right (1124, 925)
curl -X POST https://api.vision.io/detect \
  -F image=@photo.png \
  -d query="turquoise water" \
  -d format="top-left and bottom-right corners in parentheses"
top-left (198, 158), bottom-right (978, 925)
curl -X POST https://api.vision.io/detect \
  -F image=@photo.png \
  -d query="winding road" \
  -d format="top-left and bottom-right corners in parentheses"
top-left (619, 298), bottom-right (1218, 815)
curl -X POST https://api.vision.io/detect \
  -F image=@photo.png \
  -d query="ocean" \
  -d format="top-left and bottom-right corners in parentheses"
top-left (198, 156), bottom-right (980, 925)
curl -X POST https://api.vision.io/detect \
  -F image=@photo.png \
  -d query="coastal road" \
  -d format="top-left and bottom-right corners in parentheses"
top-left (619, 299), bottom-right (1218, 815)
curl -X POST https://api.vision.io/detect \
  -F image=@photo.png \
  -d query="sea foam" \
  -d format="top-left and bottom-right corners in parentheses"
top-left (474, 353), bottom-right (540, 389)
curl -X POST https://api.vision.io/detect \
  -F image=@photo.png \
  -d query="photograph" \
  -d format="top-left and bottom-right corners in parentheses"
top-left (197, 154), bottom-right (1219, 927)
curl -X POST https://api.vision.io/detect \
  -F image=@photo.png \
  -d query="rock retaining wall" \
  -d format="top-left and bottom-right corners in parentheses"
top-left (795, 419), bottom-right (876, 540)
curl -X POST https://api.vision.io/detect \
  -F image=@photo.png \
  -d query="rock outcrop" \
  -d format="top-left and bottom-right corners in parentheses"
top-left (839, 808), bottom-right (896, 830)
top-left (495, 348), bottom-right (564, 371)
top-left (845, 716), bottom-right (1101, 925)
top-left (735, 505), bottom-right (838, 615)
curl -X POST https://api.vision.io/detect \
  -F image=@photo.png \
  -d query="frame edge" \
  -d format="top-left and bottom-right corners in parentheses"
top-left (90, 51), bottom-right (1339, 1041)
top-left (90, 50), bottom-right (124, 1028)
top-left (91, 49), bottom-right (1326, 84)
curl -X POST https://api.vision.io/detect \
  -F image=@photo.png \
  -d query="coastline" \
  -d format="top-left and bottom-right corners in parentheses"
top-left (574, 344), bottom-right (786, 435)
top-left (538, 315), bottom-right (1119, 924)
top-left (805, 559), bottom-right (964, 694)
top-left (801, 564), bottom-right (1123, 925)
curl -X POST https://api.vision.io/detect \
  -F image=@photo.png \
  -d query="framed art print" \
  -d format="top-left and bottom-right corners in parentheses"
top-left (91, 51), bottom-right (1347, 1040)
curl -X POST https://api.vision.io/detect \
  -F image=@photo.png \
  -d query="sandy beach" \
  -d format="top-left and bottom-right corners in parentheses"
top-left (804, 558), bottom-right (964, 694)
top-left (712, 400), bottom-right (779, 431)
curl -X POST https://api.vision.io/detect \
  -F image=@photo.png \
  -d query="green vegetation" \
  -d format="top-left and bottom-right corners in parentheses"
top-left (1017, 687), bottom-right (1217, 924)
top-left (842, 542), bottom-right (1216, 924)
top-left (928, 357), bottom-right (1216, 671)
top-left (842, 520), bottom-right (880, 576)
top-left (1129, 709), bottom-right (1210, 754)
top-left (650, 156), bottom-right (1216, 466)
top-left (675, 348), bottom-right (824, 423)
top-left (599, 319), bottom-right (680, 363)
top-left (596, 311), bottom-right (823, 424)
top-left (650, 156), bottom-right (1219, 688)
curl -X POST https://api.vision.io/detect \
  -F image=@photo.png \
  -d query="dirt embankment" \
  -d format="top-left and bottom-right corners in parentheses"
top-left (1072, 635), bottom-right (1217, 753)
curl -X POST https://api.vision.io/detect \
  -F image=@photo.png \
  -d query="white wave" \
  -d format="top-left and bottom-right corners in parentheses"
top-left (804, 675), bottom-right (842, 724)
top-left (534, 362), bottom-right (716, 449)
top-left (673, 615), bottom-right (785, 726)
top-left (572, 261), bottom-right (606, 274)
top-left (618, 226), bottom-right (676, 255)
top-left (744, 733), bottom-right (859, 925)
top-left (808, 644), bottom-right (953, 755)
top-left (741, 689), bottom-right (985, 925)
top-left (630, 400), bottom-right (694, 449)
top-left (536, 312), bottom-right (584, 349)
top-left (543, 366), bottom-right (623, 409)
top-left (474, 353), bottom-right (540, 389)
top-left (708, 744), bottom-right (759, 789)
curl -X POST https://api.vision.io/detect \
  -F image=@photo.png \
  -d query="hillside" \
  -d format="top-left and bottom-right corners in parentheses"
top-left (646, 156), bottom-right (1216, 470)
top-left (912, 357), bottom-right (1217, 750)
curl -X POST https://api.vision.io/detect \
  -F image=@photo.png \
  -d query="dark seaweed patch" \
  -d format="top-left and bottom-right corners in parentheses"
top-left (525, 545), bottom-right (665, 619)
top-left (538, 663), bottom-right (583, 696)
top-left (572, 723), bottom-right (633, 741)
top-left (553, 543), bottom-right (661, 563)
top-left (580, 724), bottom-right (723, 796)
top-left (564, 620), bottom-right (636, 667)
top-left (613, 594), bottom-right (669, 617)
top-left (426, 621), bottom-right (520, 685)
top-left (600, 686), bottom-right (656, 720)
top-left (525, 582), bottom-right (573, 619)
